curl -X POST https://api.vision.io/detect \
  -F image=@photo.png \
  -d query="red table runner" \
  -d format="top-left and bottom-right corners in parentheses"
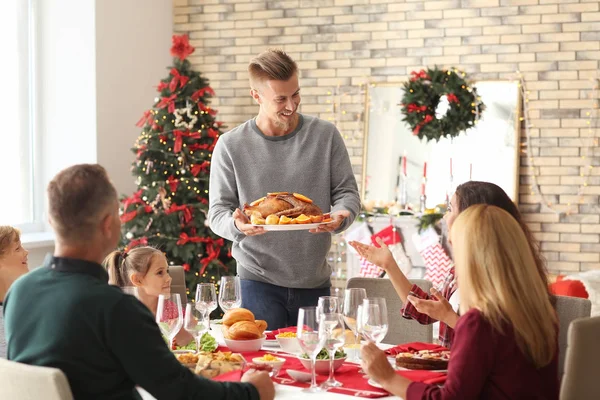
top-left (212, 346), bottom-right (446, 398)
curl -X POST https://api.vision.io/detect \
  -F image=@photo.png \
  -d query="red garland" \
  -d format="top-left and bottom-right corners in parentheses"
top-left (170, 34), bottom-right (195, 61)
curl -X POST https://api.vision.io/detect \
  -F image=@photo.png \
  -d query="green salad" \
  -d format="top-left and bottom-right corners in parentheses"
top-left (300, 348), bottom-right (346, 360)
top-left (165, 332), bottom-right (218, 352)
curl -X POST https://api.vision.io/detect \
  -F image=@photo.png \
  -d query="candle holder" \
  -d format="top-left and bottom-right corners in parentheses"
top-left (397, 174), bottom-right (408, 208)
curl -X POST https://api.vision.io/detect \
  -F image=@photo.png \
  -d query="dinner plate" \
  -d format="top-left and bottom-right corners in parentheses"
top-left (251, 222), bottom-right (331, 231)
top-left (367, 379), bottom-right (383, 389)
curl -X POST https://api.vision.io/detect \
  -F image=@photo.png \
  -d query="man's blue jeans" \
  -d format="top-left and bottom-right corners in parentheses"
top-left (241, 279), bottom-right (331, 330)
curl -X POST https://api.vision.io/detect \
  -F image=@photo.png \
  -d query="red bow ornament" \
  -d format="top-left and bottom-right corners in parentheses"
top-left (173, 130), bottom-right (201, 153)
top-left (410, 70), bottom-right (431, 81)
top-left (169, 69), bottom-right (190, 92)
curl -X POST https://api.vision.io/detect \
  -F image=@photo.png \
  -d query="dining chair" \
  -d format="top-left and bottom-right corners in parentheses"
top-left (0, 358), bottom-right (73, 400)
top-left (554, 295), bottom-right (591, 379)
top-left (169, 265), bottom-right (188, 304)
top-left (559, 316), bottom-right (600, 400)
top-left (346, 277), bottom-right (433, 344)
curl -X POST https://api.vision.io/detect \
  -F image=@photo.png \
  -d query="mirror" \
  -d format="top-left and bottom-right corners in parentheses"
top-left (362, 81), bottom-right (521, 208)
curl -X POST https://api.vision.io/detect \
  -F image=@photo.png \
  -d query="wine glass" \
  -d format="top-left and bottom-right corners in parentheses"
top-left (156, 293), bottom-right (183, 351)
top-left (195, 283), bottom-right (217, 320)
top-left (184, 303), bottom-right (210, 352)
top-left (319, 312), bottom-right (345, 388)
top-left (342, 288), bottom-right (367, 361)
top-left (296, 307), bottom-right (327, 393)
top-left (318, 296), bottom-right (340, 315)
top-left (218, 276), bottom-right (242, 313)
top-left (360, 297), bottom-right (389, 345)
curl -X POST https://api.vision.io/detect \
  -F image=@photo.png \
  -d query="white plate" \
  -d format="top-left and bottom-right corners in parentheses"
top-left (367, 379), bottom-right (383, 389)
top-left (252, 222), bottom-right (330, 231)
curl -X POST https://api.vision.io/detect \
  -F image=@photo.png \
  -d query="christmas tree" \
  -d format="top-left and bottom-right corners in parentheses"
top-left (120, 34), bottom-right (234, 301)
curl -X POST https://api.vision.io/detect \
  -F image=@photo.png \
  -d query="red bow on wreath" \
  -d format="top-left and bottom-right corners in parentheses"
top-left (413, 114), bottom-right (434, 136)
top-left (410, 70), bottom-right (431, 81)
top-left (407, 104), bottom-right (428, 113)
top-left (447, 93), bottom-right (459, 103)
top-left (169, 69), bottom-right (190, 92)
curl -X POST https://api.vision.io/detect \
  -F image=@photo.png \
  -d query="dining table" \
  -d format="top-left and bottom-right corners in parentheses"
top-left (137, 327), bottom-right (401, 400)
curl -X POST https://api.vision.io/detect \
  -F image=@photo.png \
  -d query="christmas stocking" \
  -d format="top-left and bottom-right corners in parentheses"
top-left (415, 227), bottom-right (452, 288)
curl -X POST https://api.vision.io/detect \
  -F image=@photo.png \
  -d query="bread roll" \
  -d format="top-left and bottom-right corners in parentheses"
top-left (228, 321), bottom-right (261, 340)
top-left (223, 308), bottom-right (255, 327)
top-left (255, 320), bottom-right (268, 333)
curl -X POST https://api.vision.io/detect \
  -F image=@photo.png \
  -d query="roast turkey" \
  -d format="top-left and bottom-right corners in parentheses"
top-left (243, 192), bottom-right (323, 219)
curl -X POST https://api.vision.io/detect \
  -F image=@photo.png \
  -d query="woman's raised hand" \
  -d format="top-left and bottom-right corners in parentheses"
top-left (349, 237), bottom-right (397, 271)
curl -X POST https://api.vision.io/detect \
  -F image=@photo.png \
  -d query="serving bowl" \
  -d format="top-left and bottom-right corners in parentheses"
top-left (223, 335), bottom-right (266, 352)
top-left (297, 356), bottom-right (347, 375)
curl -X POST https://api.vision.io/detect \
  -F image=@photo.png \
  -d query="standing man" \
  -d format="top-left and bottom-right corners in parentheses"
top-left (209, 49), bottom-right (360, 329)
top-left (4, 164), bottom-right (273, 400)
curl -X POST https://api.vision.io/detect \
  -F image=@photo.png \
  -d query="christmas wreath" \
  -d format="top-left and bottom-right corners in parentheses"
top-left (401, 67), bottom-right (485, 142)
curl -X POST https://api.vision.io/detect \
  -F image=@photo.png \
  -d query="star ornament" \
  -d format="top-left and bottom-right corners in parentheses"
top-left (173, 107), bottom-right (198, 130)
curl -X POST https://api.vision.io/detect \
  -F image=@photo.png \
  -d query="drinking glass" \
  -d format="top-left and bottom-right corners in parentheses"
top-left (195, 283), bottom-right (217, 320)
top-left (156, 293), bottom-right (183, 350)
top-left (184, 303), bottom-right (210, 352)
top-left (360, 297), bottom-right (389, 345)
top-left (218, 276), bottom-right (242, 313)
top-left (318, 296), bottom-right (340, 315)
top-left (342, 288), bottom-right (367, 361)
top-left (296, 307), bottom-right (326, 393)
top-left (319, 312), bottom-right (345, 388)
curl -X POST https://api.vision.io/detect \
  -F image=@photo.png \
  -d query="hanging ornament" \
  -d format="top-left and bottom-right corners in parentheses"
top-left (173, 106), bottom-right (198, 130)
top-left (126, 232), bottom-right (134, 240)
top-left (145, 217), bottom-right (153, 231)
top-left (145, 160), bottom-right (154, 174)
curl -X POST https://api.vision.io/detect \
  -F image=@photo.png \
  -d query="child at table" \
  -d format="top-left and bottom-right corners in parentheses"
top-left (360, 205), bottom-right (559, 400)
top-left (103, 246), bottom-right (192, 347)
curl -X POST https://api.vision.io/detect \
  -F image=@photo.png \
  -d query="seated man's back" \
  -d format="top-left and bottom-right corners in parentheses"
top-left (4, 256), bottom-right (259, 400)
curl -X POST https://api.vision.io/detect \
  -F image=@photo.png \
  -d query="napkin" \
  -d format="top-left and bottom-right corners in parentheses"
top-left (385, 342), bottom-right (448, 356)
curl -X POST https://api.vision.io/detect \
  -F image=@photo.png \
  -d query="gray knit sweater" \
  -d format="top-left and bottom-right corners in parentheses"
top-left (208, 114), bottom-right (360, 289)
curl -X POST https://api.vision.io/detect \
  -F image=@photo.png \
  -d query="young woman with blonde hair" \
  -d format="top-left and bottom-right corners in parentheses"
top-left (0, 226), bottom-right (29, 358)
top-left (361, 205), bottom-right (559, 399)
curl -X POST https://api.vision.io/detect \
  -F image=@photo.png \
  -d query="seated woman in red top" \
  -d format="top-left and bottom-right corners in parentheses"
top-left (361, 204), bottom-right (559, 400)
top-left (350, 181), bottom-right (548, 348)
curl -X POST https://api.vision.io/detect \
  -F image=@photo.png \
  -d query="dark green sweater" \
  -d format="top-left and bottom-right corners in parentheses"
top-left (4, 255), bottom-right (259, 400)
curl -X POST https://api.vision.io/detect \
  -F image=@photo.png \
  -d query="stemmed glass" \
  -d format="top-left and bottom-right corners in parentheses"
top-left (297, 307), bottom-right (327, 393)
top-left (184, 303), bottom-right (210, 352)
top-left (156, 293), bottom-right (183, 351)
top-left (319, 312), bottom-right (345, 388)
top-left (218, 276), bottom-right (242, 313)
top-left (318, 295), bottom-right (340, 315)
top-left (195, 283), bottom-right (217, 321)
top-left (342, 288), bottom-right (367, 361)
top-left (359, 297), bottom-right (389, 345)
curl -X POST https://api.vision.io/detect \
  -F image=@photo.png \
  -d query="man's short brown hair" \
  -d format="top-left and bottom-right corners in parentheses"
top-left (248, 49), bottom-right (298, 89)
top-left (47, 164), bottom-right (117, 242)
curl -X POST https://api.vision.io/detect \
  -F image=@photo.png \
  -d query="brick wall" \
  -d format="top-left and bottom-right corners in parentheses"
top-left (174, 0), bottom-right (600, 275)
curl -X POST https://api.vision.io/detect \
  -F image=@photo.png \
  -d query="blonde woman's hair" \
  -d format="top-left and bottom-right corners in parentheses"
top-left (248, 49), bottom-right (298, 89)
top-left (0, 226), bottom-right (20, 258)
top-left (103, 246), bottom-right (164, 287)
top-left (452, 205), bottom-right (557, 368)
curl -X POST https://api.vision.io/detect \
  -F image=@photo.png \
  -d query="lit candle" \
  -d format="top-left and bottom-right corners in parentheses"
top-left (420, 181), bottom-right (426, 196)
top-left (469, 163), bottom-right (473, 180)
top-left (423, 162), bottom-right (427, 179)
top-left (402, 153), bottom-right (407, 176)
